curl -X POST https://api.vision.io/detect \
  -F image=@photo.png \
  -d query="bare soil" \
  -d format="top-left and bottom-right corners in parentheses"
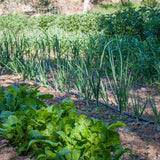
top-left (0, 74), bottom-right (160, 160)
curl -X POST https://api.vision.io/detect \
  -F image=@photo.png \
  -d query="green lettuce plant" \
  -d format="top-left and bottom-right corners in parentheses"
top-left (0, 86), bottom-right (129, 160)
top-left (0, 85), bottom-right (53, 113)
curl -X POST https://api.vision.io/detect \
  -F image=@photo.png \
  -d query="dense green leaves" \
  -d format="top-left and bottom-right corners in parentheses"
top-left (0, 7), bottom-right (160, 85)
top-left (0, 85), bottom-right (53, 113)
top-left (0, 85), bottom-right (128, 160)
top-left (0, 7), bottom-right (159, 39)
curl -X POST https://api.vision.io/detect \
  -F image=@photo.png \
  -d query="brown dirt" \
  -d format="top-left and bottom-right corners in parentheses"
top-left (0, 74), bottom-right (160, 160)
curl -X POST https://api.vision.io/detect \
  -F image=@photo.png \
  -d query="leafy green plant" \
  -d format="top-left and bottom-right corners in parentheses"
top-left (0, 85), bottom-right (53, 113)
top-left (0, 86), bottom-right (129, 160)
top-left (105, 7), bottom-right (145, 39)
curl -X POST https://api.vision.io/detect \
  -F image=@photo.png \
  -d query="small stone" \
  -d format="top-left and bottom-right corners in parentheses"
top-left (140, 87), bottom-right (147, 92)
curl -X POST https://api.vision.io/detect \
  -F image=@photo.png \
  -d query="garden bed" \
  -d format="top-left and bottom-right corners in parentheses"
top-left (0, 74), bottom-right (160, 160)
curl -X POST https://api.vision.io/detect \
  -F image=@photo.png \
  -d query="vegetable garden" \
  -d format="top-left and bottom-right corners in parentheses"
top-left (0, 3), bottom-right (160, 160)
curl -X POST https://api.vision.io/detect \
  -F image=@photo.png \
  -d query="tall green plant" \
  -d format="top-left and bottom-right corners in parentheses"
top-left (149, 98), bottom-right (160, 130)
top-left (100, 80), bottom-right (109, 107)
top-left (131, 92), bottom-right (148, 124)
top-left (87, 45), bottom-right (105, 107)
top-left (105, 40), bottom-right (132, 115)
top-left (74, 58), bottom-right (93, 105)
